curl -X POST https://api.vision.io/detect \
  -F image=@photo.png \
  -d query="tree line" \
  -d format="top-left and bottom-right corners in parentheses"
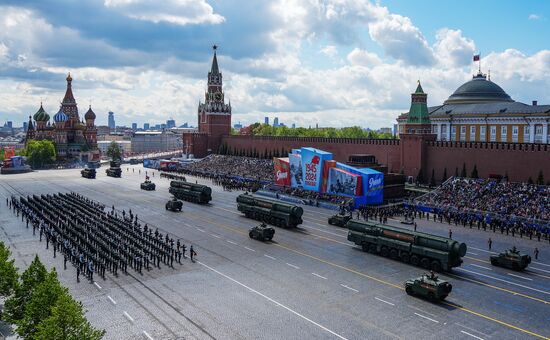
top-left (0, 241), bottom-right (104, 339)
top-left (238, 123), bottom-right (394, 139)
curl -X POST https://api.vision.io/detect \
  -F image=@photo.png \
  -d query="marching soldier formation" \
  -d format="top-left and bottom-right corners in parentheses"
top-left (7, 192), bottom-right (192, 283)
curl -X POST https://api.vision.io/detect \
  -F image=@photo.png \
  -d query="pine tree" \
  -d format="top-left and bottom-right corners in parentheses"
top-left (528, 176), bottom-right (534, 184)
top-left (460, 163), bottom-right (467, 177)
top-left (0, 241), bottom-right (18, 298)
top-left (17, 269), bottom-right (64, 339)
top-left (471, 165), bottom-right (479, 179)
top-left (35, 291), bottom-right (105, 340)
top-left (429, 169), bottom-right (436, 188)
top-left (264, 148), bottom-right (268, 159)
top-left (537, 170), bottom-right (544, 185)
top-left (455, 167), bottom-right (459, 177)
top-left (4, 255), bottom-right (47, 323)
top-left (442, 168), bottom-right (448, 182)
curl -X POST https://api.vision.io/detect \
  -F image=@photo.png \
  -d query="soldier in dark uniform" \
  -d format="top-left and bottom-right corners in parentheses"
top-left (190, 245), bottom-right (196, 262)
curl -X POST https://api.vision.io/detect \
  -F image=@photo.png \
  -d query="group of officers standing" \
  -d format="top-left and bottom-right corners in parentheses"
top-left (7, 192), bottom-right (197, 283)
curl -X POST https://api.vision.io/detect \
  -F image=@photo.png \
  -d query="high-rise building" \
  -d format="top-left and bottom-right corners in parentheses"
top-left (166, 119), bottom-right (176, 128)
top-left (108, 111), bottom-right (115, 130)
top-left (131, 123), bottom-right (137, 131)
top-left (264, 117), bottom-right (269, 125)
top-left (23, 121), bottom-right (28, 132)
top-left (273, 117), bottom-right (279, 127)
top-left (6, 121), bottom-right (12, 128)
top-left (144, 123), bottom-right (150, 130)
top-left (292, 123), bottom-right (296, 129)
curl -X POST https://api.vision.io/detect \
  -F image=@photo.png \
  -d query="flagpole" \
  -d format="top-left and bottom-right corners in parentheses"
top-left (478, 53), bottom-right (481, 73)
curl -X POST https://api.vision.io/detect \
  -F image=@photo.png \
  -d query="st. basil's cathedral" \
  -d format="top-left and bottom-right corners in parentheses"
top-left (25, 73), bottom-right (99, 162)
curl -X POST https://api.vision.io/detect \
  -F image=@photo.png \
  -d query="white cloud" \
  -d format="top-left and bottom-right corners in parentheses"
top-left (104, 0), bottom-right (225, 26)
top-left (347, 48), bottom-right (381, 67)
top-left (368, 12), bottom-right (435, 65)
top-left (528, 14), bottom-right (541, 20)
top-left (434, 28), bottom-right (476, 67)
top-left (320, 45), bottom-right (338, 58)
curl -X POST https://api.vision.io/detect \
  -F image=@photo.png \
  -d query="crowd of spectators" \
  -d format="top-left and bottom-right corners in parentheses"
top-left (413, 177), bottom-right (550, 237)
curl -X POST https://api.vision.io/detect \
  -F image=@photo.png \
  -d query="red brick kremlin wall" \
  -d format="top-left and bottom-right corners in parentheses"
top-left (219, 135), bottom-right (550, 183)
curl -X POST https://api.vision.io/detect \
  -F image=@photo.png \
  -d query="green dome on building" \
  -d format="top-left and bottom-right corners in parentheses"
top-left (444, 72), bottom-right (513, 105)
top-left (33, 104), bottom-right (50, 122)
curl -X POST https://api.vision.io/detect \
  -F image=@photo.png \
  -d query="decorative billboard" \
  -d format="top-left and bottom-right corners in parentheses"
top-left (364, 169), bottom-right (384, 204)
top-left (327, 168), bottom-right (362, 196)
top-left (321, 160), bottom-right (337, 193)
top-left (300, 147), bottom-right (333, 192)
top-left (273, 157), bottom-right (291, 186)
top-left (289, 153), bottom-right (303, 187)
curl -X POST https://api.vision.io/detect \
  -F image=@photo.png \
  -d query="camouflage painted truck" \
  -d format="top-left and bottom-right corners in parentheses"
top-left (105, 160), bottom-right (122, 178)
top-left (347, 220), bottom-right (467, 271)
top-left (81, 168), bottom-right (96, 179)
top-left (168, 180), bottom-right (212, 204)
top-left (490, 246), bottom-right (531, 271)
top-left (236, 194), bottom-right (303, 228)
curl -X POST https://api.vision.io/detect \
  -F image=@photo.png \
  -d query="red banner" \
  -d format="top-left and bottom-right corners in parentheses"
top-left (273, 157), bottom-right (291, 186)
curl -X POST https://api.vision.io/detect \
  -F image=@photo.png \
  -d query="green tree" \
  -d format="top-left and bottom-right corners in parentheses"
top-left (429, 169), bottom-right (436, 188)
top-left (23, 140), bottom-right (56, 168)
top-left (460, 163), bottom-right (467, 177)
top-left (537, 170), bottom-right (544, 185)
top-left (0, 241), bottom-right (18, 298)
top-left (17, 269), bottom-right (64, 339)
top-left (4, 255), bottom-right (47, 323)
top-left (106, 141), bottom-right (122, 160)
top-left (35, 291), bottom-right (105, 340)
top-left (471, 165), bottom-right (479, 179)
top-left (528, 176), bottom-right (534, 185)
top-left (455, 167), bottom-right (459, 177)
top-left (442, 168), bottom-right (448, 182)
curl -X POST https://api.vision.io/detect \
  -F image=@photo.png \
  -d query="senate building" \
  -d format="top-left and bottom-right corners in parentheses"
top-left (397, 71), bottom-right (550, 144)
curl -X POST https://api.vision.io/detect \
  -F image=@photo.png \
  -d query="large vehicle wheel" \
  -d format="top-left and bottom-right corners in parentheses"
top-left (427, 292), bottom-right (435, 301)
top-left (328, 218), bottom-right (335, 225)
top-left (178, 207), bottom-right (182, 212)
top-left (389, 249), bottom-right (398, 259)
top-left (369, 244), bottom-right (377, 254)
top-left (380, 247), bottom-right (389, 257)
top-left (401, 253), bottom-right (410, 263)
top-left (410, 255), bottom-right (420, 266)
top-left (165, 204), bottom-right (168, 210)
top-left (490, 258), bottom-right (497, 266)
top-left (430, 260), bottom-right (442, 272)
top-left (362, 243), bottom-right (369, 252)
top-left (405, 286), bottom-right (413, 295)
top-left (420, 258), bottom-right (430, 269)
top-left (249, 232), bottom-right (254, 239)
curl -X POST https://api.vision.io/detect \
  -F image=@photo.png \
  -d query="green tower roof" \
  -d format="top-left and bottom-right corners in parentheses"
top-left (406, 81), bottom-right (430, 125)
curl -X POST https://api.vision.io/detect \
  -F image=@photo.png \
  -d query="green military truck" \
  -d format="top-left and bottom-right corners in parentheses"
top-left (249, 223), bottom-right (275, 241)
top-left (81, 168), bottom-right (96, 179)
top-left (347, 220), bottom-right (467, 271)
top-left (405, 272), bottom-right (452, 301)
top-left (165, 198), bottom-right (183, 212)
top-left (169, 180), bottom-right (212, 204)
top-left (141, 180), bottom-right (156, 191)
top-left (490, 247), bottom-right (531, 271)
top-left (105, 160), bottom-right (122, 178)
top-left (236, 194), bottom-right (303, 228)
top-left (328, 213), bottom-right (352, 227)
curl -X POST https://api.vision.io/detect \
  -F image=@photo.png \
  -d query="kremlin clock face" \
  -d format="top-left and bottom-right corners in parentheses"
top-left (215, 92), bottom-right (223, 101)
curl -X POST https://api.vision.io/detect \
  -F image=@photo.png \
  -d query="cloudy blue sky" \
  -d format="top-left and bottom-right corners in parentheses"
top-left (1, 0), bottom-right (549, 128)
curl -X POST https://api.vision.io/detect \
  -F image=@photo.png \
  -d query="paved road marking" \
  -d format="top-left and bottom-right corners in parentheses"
top-left (454, 323), bottom-right (490, 338)
top-left (340, 284), bottom-right (359, 293)
top-left (143, 330), bottom-right (154, 340)
top-left (470, 264), bottom-right (492, 271)
top-left (123, 311), bottom-right (134, 323)
top-left (179, 207), bottom-right (550, 338)
top-left (196, 228), bottom-right (205, 233)
top-left (374, 297), bottom-right (394, 306)
top-left (107, 295), bottom-right (117, 305)
top-left (457, 268), bottom-right (549, 295)
top-left (469, 246), bottom-right (497, 254)
top-left (244, 246), bottom-right (256, 252)
top-left (286, 263), bottom-right (300, 269)
top-left (210, 234), bottom-right (221, 238)
top-left (532, 266), bottom-right (550, 274)
top-left (414, 312), bottom-right (439, 323)
top-left (460, 330), bottom-right (485, 340)
top-left (226, 240), bottom-right (237, 245)
top-left (312, 273), bottom-right (327, 280)
top-left (508, 273), bottom-right (533, 281)
top-left (264, 254), bottom-right (276, 260)
top-left (468, 252), bottom-right (479, 255)
top-left (94, 282), bottom-right (102, 290)
top-left (534, 261), bottom-right (550, 268)
top-left (199, 261), bottom-right (349, 340)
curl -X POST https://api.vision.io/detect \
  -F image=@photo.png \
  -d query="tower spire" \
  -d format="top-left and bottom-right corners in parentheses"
top-left (211, 45), bottom-right (219, 74)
